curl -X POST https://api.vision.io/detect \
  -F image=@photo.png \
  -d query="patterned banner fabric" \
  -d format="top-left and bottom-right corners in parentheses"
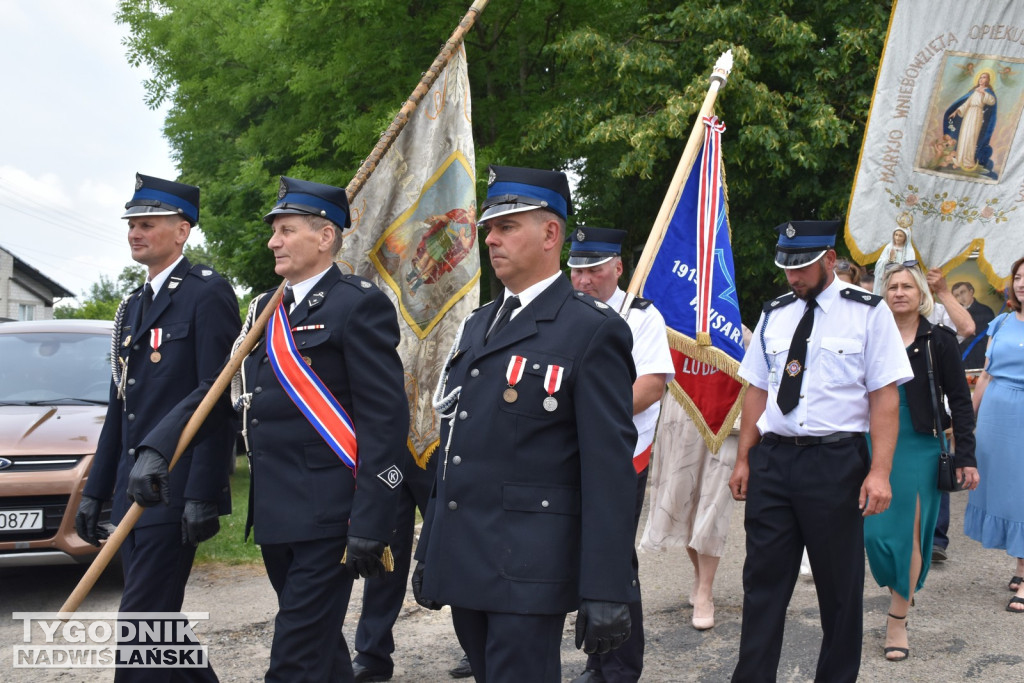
top-left (847, 0), bottom-right (1024, 287)
top-left (640, 116), bottom-right (746, 453)
top-left (344, 46), bottom-right (480, 468)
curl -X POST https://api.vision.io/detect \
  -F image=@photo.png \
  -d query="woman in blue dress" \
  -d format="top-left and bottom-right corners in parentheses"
top-left (865, 263), bottom-right (979, 660)
top-left (965, 255), bottom-right (1024, 613)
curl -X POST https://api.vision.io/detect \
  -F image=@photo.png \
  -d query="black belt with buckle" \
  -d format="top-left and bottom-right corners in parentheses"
top-left (762, 431), bottom-right (861, 446)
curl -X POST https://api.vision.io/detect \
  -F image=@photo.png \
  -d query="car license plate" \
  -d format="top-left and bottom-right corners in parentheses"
top-left (0, 509), bottom-right (44, 531)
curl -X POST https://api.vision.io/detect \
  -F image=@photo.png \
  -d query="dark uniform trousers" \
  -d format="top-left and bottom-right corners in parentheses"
top-left (732, 436), bottom-right (869, 683)
top-left (262, 537), bottom-right (354, 683)
top-left (585, 467), bottom-right (648, 682)
top-left (83, 259), bottom-right (239, 683)
top-left (353, 455), bottom-right (436, 673)
top-left (452, 608), bottom-right (566, 683)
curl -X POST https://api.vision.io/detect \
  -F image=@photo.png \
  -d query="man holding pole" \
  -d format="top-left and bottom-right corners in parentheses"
top-left (134, 177), bottom-right (409, 683)
top-left (413, 166), bottom-right (639, 682)
top-left (566, 227), bottom-right (674, 683)
top-left (76, 173), bottom-right (240, 682)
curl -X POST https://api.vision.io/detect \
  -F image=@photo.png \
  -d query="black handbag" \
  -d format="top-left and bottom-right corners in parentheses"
top-left (925, 337), bottom-right (963, 492)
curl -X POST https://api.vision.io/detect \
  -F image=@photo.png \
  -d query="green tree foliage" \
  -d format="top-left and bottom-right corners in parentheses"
top-left (55, 266), bottom-right (145, 320)
top-left (118, 0), bottom-right (891, 321)
top-left (530, 0), bottom-right (892, 317)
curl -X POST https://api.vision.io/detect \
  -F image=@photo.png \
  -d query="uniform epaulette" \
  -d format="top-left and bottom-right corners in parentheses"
top-left (630, 296), bottom-right (653, 310)
top-left (932, 322), bottom-right (957, 338)
top-left (840, 287), bottom-right (882, 307)
top-left (573, 290), bottom-right (617, 317)
top-left (341, 273), bottom-right (376, 292)
top-left (189, 263), bottom-right (218, 279)
top-left (763, 292), bottom-right (797, 313)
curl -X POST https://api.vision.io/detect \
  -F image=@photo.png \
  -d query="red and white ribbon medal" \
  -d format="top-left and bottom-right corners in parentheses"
top-left (504, 355), bottom-right (527, 403)
top-left (543, 365), bottom-right (564, 412)
top-left (149, 328), bottom-right (163, 363)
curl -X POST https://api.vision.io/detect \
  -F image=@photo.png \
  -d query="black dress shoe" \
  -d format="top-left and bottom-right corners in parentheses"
top-left (570, 669), bottom-right (607, 683)
top-left (353, 660), bottom-right (393, 682)
top-left (448, 654), bottom-right (473, 679)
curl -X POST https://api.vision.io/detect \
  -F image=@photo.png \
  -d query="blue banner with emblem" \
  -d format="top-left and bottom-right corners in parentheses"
top-left (638, 115), bottom-right (746, 452)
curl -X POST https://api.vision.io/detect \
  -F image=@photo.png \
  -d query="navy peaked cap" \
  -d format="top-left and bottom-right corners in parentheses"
top-left (122, 173), bottom-right (200, 225)
top-left (566, 227), bottom-right (625, 268)
top-left (773, 220), bottom-right (842, 269)
top-left (263, 176), bottom-right (351, 229)
top-left (480, 165), bottom-right (573, 222)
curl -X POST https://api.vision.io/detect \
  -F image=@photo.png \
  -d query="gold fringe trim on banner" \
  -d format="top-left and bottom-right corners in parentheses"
top-left (664, 329), bottom-right (747, 454)
top-left (696, 331), bottom-right (711, 346)
top-left (411, 438), bottom-right (439, 470)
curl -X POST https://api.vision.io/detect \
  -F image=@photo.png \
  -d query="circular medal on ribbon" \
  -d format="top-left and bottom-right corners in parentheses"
top-left (503, 387), bottom-right (518, 403)
top-left (542, 396), bottom-right (558, 412)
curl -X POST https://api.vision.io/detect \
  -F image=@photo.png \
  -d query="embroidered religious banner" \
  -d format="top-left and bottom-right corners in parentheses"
top-left (847, 0), bottom-right (1024, 288)
top-left (344, 46), bottom-right (480, 467)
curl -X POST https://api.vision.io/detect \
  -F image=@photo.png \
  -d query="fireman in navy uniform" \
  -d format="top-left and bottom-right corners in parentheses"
top-left (728, 221), bottom-right (913, 682)
top-left (134, 177), bottom-right (409, 683)
top-left (76, 173), bottom-right (240, 682)
top-left (412, 166), bottom-right (640, 683)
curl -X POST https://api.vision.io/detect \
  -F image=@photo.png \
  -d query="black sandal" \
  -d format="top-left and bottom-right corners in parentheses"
top-left (1009, 576), bottom-right (1023, 592)
top-left (884, 613), bottom-right (909, 661)
top-left (1007, 597), bottom-right (1024, 613)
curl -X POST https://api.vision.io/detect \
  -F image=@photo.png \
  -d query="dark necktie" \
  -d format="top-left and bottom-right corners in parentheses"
top-left (486, 295), bottom-right (521, 342)
top-left (282, 286), bottom-right (295, 315)
top-left (135, 282), bottom-right (153, 332)
top-left (777, 298), bottom-right (816, 415)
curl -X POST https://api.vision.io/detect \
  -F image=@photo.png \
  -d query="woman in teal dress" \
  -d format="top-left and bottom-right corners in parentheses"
top-left (965, 255), bottom-right (1024, 613)
top-left (865, 263), bottom-right (979, 661)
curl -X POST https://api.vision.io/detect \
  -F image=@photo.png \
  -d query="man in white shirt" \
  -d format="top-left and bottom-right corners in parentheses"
top-left (729, 220), bottom-right (913, 683)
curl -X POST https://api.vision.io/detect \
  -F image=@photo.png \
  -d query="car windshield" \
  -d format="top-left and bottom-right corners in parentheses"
top-left (0, 331), bottom-right (111, 405)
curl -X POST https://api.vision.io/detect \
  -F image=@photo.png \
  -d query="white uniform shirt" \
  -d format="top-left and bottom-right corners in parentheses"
top-left (738, 276), bottom-right (912, 437)
top-left (608, 288), bottom-right (675, 455)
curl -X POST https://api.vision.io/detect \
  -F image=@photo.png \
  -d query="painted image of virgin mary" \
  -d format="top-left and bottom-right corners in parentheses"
top-left (943, 70), bottom-right (997, 176)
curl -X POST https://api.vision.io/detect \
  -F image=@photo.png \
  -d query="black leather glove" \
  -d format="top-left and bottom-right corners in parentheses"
top-left (126, 447), bottom-right (170, 507)
top-left (181, 500), bottom-right (220, 546)
top-left (574, 599), bottom-right (631, 655)
top-left (75, 496), bottom-right (109, 547)
top-left (412, 562), bottom-right (443, 610)
top-left (344, 536), bottom-right (387, 578)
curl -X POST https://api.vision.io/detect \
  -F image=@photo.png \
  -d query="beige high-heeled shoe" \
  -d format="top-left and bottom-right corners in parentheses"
top-left (692, 602), bottom-right (715, 630)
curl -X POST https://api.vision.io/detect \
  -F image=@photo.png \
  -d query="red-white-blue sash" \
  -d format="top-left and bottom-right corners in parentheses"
top-left (266, 300), bottom-right (358, 471)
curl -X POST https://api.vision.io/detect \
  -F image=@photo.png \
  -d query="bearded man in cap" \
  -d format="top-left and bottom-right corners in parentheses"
top-left (77, 173), bottom-right (240, 682)
top-left (728, 221), bottom-right (912, 682)
top-left (133, 177), bottom-right (408, 683)
top-left (412, 166), bottom-right (640, 683)
top-left (566, 227), bottom-right (674, 683)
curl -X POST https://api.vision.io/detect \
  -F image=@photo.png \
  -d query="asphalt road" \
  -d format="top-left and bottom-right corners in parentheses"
top-left (1, 489), bottom-right (1022, 681)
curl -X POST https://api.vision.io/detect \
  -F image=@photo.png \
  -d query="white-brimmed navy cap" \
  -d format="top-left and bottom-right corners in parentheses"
top-left (566, 227), bottom-right (625, 268)
top-left (263, 176), bottom-right (351, 229)
top-left (121, 173), bottom-right (200, 226)
top-left (479, 165), bottom-right (573, 223)
top-left (774, 220), bottom-right (842, 269)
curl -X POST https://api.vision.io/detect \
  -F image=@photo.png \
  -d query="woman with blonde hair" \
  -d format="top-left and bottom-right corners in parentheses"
top-left (865, 262), bottom-right (978, 660)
